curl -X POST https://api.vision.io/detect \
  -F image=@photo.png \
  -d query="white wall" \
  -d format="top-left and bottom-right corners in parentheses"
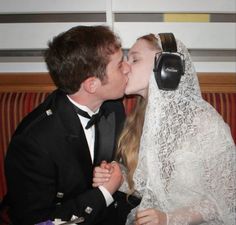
top-left (0, 0), bottom-right (235, 72)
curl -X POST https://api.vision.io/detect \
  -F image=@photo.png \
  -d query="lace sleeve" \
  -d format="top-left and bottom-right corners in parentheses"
top-left (165, 118), bottom-right (236, 225)
top-left (166, 201), bottom-right (221, 225)
top-left (118, 163), bottom-right (131, 193)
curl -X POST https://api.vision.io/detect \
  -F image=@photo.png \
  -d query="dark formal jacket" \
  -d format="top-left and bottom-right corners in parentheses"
top-left (4, 89), bottom-right (134, 225)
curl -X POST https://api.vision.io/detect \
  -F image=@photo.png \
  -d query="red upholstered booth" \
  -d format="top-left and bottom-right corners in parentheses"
top-left (0, 73), bottom-right (236, 201)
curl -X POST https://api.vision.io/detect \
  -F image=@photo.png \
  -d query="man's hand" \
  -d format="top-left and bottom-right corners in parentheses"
top-left (93, 161), bottom-right (112, 187)
top-left (102, 161), bottom-right (123, 194)
top-left (93, 161), bottom-right (123, 194)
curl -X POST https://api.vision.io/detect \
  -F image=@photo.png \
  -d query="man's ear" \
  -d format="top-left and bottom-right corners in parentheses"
top-left (83, 77), bottom-right (101, 94)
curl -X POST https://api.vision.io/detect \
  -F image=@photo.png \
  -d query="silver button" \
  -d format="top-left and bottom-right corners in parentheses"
top-left (56, 192), bottom-right (64, 198)
top-left (46, 109), bottom-right (53, 116)
top-left (84, 206), bottom-right (93, 214)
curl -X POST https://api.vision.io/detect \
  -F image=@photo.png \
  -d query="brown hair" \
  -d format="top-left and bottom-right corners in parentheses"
top-left (116, 33), bottom-right (161, 193)
top-left (45, 25), bottom-right (121, 94)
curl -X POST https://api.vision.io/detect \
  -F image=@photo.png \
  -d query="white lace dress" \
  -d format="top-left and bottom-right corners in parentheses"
top-left (125, 40), bottom-right (236, 225)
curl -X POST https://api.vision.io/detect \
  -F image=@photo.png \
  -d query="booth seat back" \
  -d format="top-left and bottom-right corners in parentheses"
top-left (1, 72), bottom-right (236, 202)
top-left (0, 92), bottom-right (49, 200)
top-left (1, 91), bottom-right (236, 200)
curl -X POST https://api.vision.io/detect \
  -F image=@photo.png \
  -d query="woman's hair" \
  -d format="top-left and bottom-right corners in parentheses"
top-left (44, 25), bottom-right (121, 94)
top-left (137, 33), bottom-right (161, 51)
top-left (116, 96), bottom-right (147, 194)
top-left (116, 33), bottom-right (161, 193)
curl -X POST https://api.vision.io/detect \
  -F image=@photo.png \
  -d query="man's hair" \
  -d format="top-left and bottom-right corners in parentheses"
top-left (45, 25), bottom-right (121, 94)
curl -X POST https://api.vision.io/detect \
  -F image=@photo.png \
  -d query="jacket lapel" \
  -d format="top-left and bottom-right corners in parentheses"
top-left (54, 91), bottom-right (93, 183)
top-left (94, 112), bottom-right (116, 166)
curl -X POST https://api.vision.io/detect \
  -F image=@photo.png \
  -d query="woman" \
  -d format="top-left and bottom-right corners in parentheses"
top-left (94, 34), bottom-right (236, 225)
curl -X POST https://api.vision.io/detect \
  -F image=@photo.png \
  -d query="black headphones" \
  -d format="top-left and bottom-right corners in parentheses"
top-left (153, 33), bottom-right (185, 90)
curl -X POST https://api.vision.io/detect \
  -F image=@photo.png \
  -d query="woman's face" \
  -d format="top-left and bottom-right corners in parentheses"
top-left (125, 39), bottom-right (157, 97)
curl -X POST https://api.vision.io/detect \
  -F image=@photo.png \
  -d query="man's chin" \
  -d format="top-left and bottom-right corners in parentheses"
top-left (107, 93), bottom-right (125, 101)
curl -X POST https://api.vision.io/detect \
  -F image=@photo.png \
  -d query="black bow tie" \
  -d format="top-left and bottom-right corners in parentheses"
top-left (74, 106), bottom-right (103, 129)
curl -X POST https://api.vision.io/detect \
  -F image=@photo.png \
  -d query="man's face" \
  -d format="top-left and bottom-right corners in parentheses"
top-left (98, 49), bottom-right (129, 100)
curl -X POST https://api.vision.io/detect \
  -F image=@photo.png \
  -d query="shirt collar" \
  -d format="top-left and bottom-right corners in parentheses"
top-left (67, 95), bottom-right (99, 117)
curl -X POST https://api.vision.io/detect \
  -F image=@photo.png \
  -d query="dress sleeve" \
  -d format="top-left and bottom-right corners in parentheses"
top-left (166, 120), bottom-right (236, 225)
top-left (118, 164), bottom-right (131, 193)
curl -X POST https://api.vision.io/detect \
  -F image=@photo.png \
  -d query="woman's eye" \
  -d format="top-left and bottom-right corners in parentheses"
top-left (132, 58), bottom-right (139, 63)
top-left (127, 56), bottom-right (140, 64)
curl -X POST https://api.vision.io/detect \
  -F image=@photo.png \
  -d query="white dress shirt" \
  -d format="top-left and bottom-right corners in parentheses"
top-left (67, 96), bottom-right (113, 207)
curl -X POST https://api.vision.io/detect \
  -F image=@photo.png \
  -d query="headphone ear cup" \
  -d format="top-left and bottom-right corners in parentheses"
top-left (154, 53), bottom-right (184, 90)
top-left (154, 33), bottom-right (185, 91)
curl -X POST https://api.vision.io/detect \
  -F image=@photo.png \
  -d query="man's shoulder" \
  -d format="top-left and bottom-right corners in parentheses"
top-left (13, 90), bottom-right (60, 136)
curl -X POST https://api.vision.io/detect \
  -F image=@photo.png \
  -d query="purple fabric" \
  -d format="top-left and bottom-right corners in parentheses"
top-left (35, 220), bottom-right (54, 225)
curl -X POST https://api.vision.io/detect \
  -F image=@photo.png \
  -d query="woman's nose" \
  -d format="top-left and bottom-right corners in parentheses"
top-left (122, 61), bottom-right (131, 74)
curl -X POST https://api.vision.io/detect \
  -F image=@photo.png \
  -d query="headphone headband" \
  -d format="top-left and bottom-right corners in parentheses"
top-left (159, 33), bottom-right (177, 52)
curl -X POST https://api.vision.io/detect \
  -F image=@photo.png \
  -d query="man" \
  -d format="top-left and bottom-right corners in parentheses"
top-left (4, 25), bottom-right (130, 225)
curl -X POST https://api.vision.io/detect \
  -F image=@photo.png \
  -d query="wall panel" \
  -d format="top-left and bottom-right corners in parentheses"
top-left (114, 22), bottom-right (236, 50)
top-left (112, 0), bottom-right (236, 13)
top-left (0, 0), bottom-right (107, 13)
top-left (0, 0), bottom-right (235, 72)
top-left (0, 22), bottom-right (105, 49)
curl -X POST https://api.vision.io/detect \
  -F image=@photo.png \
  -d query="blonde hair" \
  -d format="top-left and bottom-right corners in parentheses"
top-left (116, 33), bottom-right (161, 193)
top-left (116, 96), bottom-right (147, 194)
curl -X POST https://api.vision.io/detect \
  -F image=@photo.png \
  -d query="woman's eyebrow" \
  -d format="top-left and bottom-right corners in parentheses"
top-left (128, 51), bottom-right (139, 57)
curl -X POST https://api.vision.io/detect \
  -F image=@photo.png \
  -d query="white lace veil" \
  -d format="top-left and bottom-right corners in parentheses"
top-left (127, 39), bottom-right (236, 225)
